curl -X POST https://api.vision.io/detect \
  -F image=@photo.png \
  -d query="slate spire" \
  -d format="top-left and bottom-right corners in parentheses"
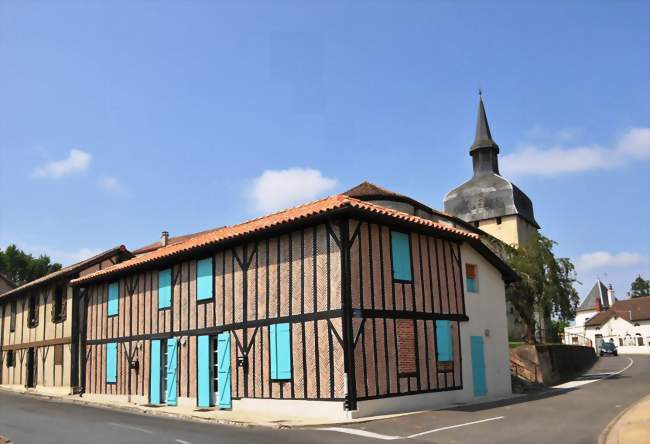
top-left (470, 92), bottom-right (499, 153)
top-left (469, 93), bottom-right (500, 175)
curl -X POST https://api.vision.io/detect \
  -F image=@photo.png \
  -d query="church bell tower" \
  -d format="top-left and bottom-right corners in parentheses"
top-left (444, 94), bottom-right (540, 246)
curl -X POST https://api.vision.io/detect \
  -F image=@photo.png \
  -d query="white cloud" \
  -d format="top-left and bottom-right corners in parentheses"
top-left (501, 127), bottom-right (650, 176)
top-left (97, 176), bottom-right (127, 194)
top-left (616, 127), bottom-right (650, 159)
top-left (50, 247), bottom-right (103, 265)
top-left (575, 251), bottom-right (648, 273)
top-left (248, 167), bottom-right (338, 213)
top-left (32, 149), bottom-right (92, 178)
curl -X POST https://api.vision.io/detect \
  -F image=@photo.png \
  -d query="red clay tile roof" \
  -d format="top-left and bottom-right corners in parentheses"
top-left (343, 181), bottom-right (469, 225)
top-left (1, 246), bottom-right (131, 300)
top-left (585, 295), bottom-right (650, 327)
top-left (71, 194), bottom-right (478, 286)
top-left (132, 227), bottom-right (224, 255)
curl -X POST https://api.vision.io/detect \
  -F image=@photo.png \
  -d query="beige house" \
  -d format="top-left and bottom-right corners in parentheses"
top-left (0, 247), bottom-right (131, 394)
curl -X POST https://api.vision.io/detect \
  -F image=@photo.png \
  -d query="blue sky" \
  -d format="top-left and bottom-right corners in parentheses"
top-left (1, 1), bottom-right (648, 303)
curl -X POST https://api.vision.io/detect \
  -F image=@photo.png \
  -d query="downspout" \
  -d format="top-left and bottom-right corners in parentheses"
top-left (0, 303), bottom-right (4, 383)
top-left (339, 218), bottom-right (357, 411)
top-left (70, 286), bottom-right (79, 391)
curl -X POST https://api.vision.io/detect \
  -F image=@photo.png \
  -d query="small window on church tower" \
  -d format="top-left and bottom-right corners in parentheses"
top-left (496, 217), bottom-right (502, 225)
top-left (473, 221), bottom-right (479, 228)
top-left (466, 264), bottom-right (478, 293)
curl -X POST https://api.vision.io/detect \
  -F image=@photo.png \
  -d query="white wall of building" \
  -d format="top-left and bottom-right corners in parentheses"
top-left (574, 310), bottom-right (598, 328)
top-left (585, 317), bottom-right (650, 354)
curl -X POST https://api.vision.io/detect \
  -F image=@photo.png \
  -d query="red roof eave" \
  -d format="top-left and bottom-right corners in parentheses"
top-left (70, 195), bottom-right (477, 287)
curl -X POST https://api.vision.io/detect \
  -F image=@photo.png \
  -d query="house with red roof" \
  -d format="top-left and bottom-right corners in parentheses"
top-left (68, 186), bottom-right (517, 419)
top-left (583, 295), bottom-right (650, 353)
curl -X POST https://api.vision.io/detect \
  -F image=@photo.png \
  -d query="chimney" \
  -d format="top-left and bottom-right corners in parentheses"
top-left (607, 284), bottom-right (615, 308)
top-left (161, 231), bottom-right (169, 247)
top-left (595, 297), bottom-right (602, 312)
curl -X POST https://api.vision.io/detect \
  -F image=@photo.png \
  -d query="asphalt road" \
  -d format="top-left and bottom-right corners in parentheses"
top-left (320, 354), bottom-right (649, 444)
top-left (0, 355), bottom-right (647, 444)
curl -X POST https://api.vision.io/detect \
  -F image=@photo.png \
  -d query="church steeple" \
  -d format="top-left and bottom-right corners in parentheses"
top-left (470, 93), bottom-right (500, 176)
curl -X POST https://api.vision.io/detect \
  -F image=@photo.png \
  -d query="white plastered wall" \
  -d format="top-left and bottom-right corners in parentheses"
top-left (355, 242), bottom-right (512, 417)
top-left (585, 317), bottom-right (650, 354)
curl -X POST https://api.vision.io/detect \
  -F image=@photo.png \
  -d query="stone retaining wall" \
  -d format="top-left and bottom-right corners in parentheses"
top-left (511, 344), bottom-right (597, 385)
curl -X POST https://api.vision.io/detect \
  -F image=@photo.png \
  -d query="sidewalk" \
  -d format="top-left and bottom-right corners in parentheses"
top-left (602, 394), bottom-right (650, 444)
top-left (0, 385), bottom-right (413, 429)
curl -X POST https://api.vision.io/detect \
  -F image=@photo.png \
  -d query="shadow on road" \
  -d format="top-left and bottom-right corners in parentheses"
top-left (444, 388), bottom-right (577, 412)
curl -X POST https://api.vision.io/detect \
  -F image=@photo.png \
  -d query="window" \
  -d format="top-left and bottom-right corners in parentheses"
top-left (465, 264), bottom-right (478, 293)
top-left (158, 269), bottom-right (172, 309)
top-left (54, 344), bottom-right (64, 366)
top-left (473, 221), bottom-right (480, 228)
top-left (496, 217), bottom-right (502, 225)
top-left (390, 231), bottom-right (412, 282)
top-left (107, 282), bottom-right (119, 316)
top-left (6, 350), bottom-right (14, 368)
top-left (396, 319), bottom-right (416, 375)
top-left (270, 323), bottom-right (291, 380)
top-left (106, 342), bottom-right (117, 383)
top-left (9, 301), bottom-right (16, 332)
top-left (435, 320), bottom-right (453, 362)
top-left (196, 258), bottom-right (214, 302)
top-left (28, 294), bottom-right (38, 328)
top-left (53, 285), bottom-right (65, 322)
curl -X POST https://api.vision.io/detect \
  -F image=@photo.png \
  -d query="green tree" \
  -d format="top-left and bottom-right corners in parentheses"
top-left (628, 275), bottom-right (650, 298)
top-left (504, 233), bottom-right (580, 343)
top-left (0, 244), bottom-right (62, 286)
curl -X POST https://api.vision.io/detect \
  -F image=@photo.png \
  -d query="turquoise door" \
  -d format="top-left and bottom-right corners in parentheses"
top-left (197, 335), bottom-right (212, 407)
top-left (217, 332), bottom-right (231, 409)
top-left (150, 340), bottom-right (161, 404)
top-left (470, 336), bottom-right (487, 396)
top-left (166, 339), bottom-right (178, 406)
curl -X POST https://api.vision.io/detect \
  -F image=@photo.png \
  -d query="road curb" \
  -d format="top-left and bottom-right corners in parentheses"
top-left (0, 387), bottom-right (284, 429)
top-left (598, 394), bottom-right (650, 444)
top-left (0, 386), bottom-right (428, 430)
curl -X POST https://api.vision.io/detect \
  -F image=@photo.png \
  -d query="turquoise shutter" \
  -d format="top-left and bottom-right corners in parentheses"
top-left (150, 340), bottom-right (161, 404)
top-left (270, 324), bottom-right (278, 379)
top-left (470, 336), bottom-right (487, 396)
top-left (166, 339), bottom-right (178, 406)
top-left (196, 258), bottom-right (214, 301)
top-left (106, 342), bottom-right (117, 383)
top-left (466, 277), bottom-right (476, 292)
top-left (107, 282), bottom-right (119, 316)
top-left (436, 320), bottom-right (453, 361)
top-left (270, 323), bottom-right (292, 380)
top-left (217, 332), bottom-right (231, 409)
top-left (391, 231), bottom-right (412, 281)
top-left (197, 335), bottom-right (211, 407)
top-left (158, 269), bottom-right (172, 309)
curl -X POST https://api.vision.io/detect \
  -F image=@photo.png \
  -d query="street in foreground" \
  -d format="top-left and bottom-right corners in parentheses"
top-left (1, 355), bottom-right (648, 444)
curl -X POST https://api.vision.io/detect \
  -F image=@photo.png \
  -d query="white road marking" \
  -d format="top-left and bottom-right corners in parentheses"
top-left (107, 422), bottom-right (153, 434)
top-left (176, 439), bottom-right (192, 444)
top-left (316, 427), bottom-right (401, 440)
top-left (318, 416), bottom-right (505, 440)
top-left (407, 416), bottom-right (505, 438)
top-left (553, 357), bottom-right (634, 389)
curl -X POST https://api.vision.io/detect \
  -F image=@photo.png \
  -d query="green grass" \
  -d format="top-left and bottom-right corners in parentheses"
top-left (509, 341), bottom-right (526, 349)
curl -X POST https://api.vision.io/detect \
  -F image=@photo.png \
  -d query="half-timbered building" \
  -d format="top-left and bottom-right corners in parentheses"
top-left (71, 188), bottom-right (516, 419)
top-left (0, 246), bottom-right (132, 393)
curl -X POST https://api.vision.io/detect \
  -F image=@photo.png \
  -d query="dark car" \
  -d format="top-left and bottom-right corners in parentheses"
top-left (599, 342), bottom-right (618, 356)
